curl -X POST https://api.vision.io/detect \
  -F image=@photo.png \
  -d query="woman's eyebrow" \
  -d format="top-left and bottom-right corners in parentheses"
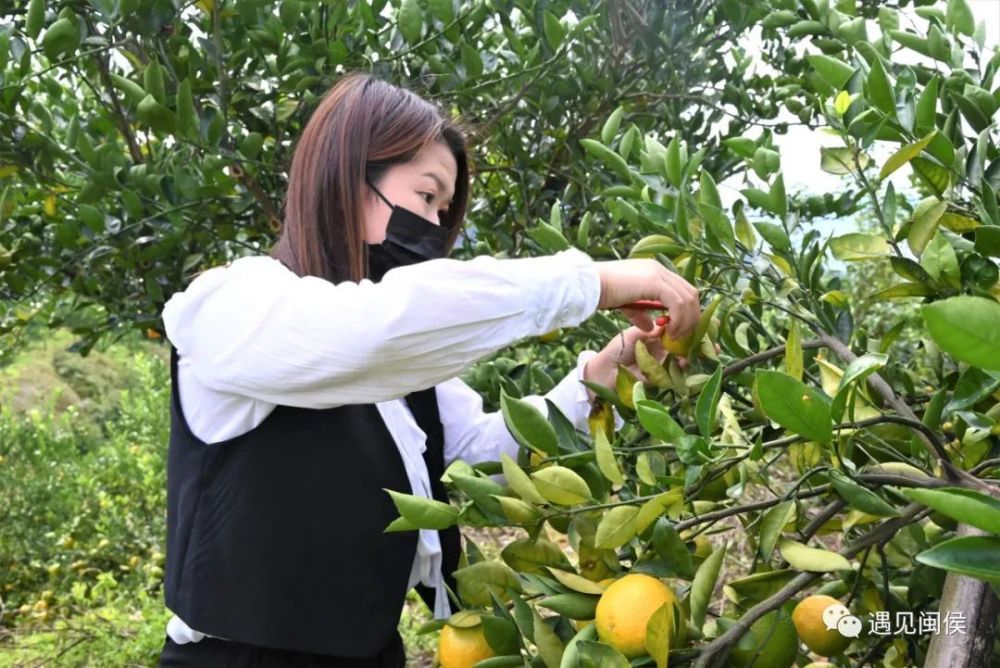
top-left (422, 172), bottom-right (454, 201)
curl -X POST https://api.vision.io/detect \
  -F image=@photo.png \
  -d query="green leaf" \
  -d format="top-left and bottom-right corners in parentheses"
top-left (921, 232), bottom-right (959, 282)
top-left (755, 370), bottom-right (833, 444)
top-left (650, 517), bottom-right (694, 578)
top-left (481, 616), bottom-right (521, 656)
top-left (545, 567), bottom-right (605, 595)
top-left (722, 137), bottom-right (757, 160)
top-left (695, 366), bottom-right (723, 438)
top-left (830, 232), bottom-right (890, 261)
top-left (831, 352), bottom-right (887, 421)
top-left (574, 640), bottom-right (629, 667)
top-left (427, 0), bottom-right (454, 23)
top-left (975, 226), bottom-right (1000, 257)
top-left (866, 58), bottom-right (895, 115)
top-left (455, 561), bottom-right (522, 606)
top-left (495, 496), bottom-right (542, 525)
top-left (829, 471), bottom-right (898, 516)
top-left (921, 296), bottom-right (1000, 370)
top-left (526, 222), bottom-right (571, 252)
top-left (725, 570), bottom-right (798, 607)
top-left (946, 0), bottom-right (975, 36)
top-left (915, 536), bottom-right (1000, 585)
top-left (501, 539), bottom-right (570, 575)
top-left (754, 222), bottom-right (791, 252)
top-left (538, 593), bottom-right (599, 620)
top-left (580, 138), bottom-right (633, 183)
top-left (645, 602), bottom-right (672, 668)
top-left (699, 171), bottom-right (721, 209)
top-left (759, 500), bottom-right (795, 560)
top-left (531, 466), bottom-right (591, 506)
top-left (110, 73), bottom-right (147, 106)
top-left (690, 543), bottom-right (726, 630)
top-left (628, 234), bottom-right (683, 259)
top-left (594, 427), bottom-right (624, 487)
top-left (769, 172), bottom-right (787, 219)
top-left (41, 16), bottom-right (80, 60)
top-left (912, 157), bottom-right (952, 198)
top-left (500, 453), bottom-right (547, 505)
top-left (533, 606), bottom-right (564, 668)
top-left (460, 43), bottom-right (482, 78)
top-left (939, 213), bottom-right (980, 233)
top-left (635, 400), bottom-right (685, 442)
top-left (664, 134), bottom-right (683, 187)
top-left (907, 197), bottom-right (948, 257)
top-left (879, 130), bottom-right (937, 181)
top-left (561, 624), bottom-right (599, 668)
top-left (397, 0), bottom-right (423, 44)
top-left (595, 505), bottom-right (640, 549)
top-left (175, 79), bottom-right (198, 140)
top-left (779, 539), bottom-right (852, 572)
top-left (601, 106), bottom-right (624, 145)
top-left (916, 76), bottom-right (941, 130)
top-left (785, 321), bottom-right (803, 381)
top-left (807, 54), bottom-right (856, 89)
top-left (384, 489), bottom-right (458, 529)
top-left (26, 0), bottom-right (45, 39)
top-left (543, 11), bottom-right (566, 51)
top-left (820, 146), bottom-right (868, 175)
top-left (500, 390), bottom-right (558, 455)
top-left (143, 60), bottom-right (166, 105)
top-left (872, 283), bottom-right (934, 299)
top-left (902, 487), bottom-right (1000, 534)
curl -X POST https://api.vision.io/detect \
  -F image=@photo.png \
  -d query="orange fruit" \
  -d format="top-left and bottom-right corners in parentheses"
top-left (792, 595), bottom-right (851, 657)
top-left (438, 623), bottom-right (496, 668)
top-left (595, 573), bottom-right (676, 658)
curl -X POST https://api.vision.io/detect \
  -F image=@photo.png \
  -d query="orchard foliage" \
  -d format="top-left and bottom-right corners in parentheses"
top-left (384, 0), bottom-right (1000, 666)
top-left (1, 0), bottom-right (769, 353)
top-left (3, 0), bottom-right (1000, 666)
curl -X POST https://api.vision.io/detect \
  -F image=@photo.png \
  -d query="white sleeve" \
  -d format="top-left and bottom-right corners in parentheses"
top-left (161, 250), bottom-right (601, 408)
top-left (438, 350), bottom-right (625, 467)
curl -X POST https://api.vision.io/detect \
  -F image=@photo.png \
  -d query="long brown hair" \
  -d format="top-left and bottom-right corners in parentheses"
top-left (270, 72), bottom-right (470, 283)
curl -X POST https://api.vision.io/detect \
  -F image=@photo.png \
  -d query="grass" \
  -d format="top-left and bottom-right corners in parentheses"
top-left (0, 326), bottom-right (476, 667)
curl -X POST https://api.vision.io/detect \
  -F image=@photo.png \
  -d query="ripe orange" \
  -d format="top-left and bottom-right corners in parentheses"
top-left (438, 623), bottom-right (496, 668)
top-left (792, 595), bottom-right (851, 657)
top-left (595, 573), bottom-right (676, 658)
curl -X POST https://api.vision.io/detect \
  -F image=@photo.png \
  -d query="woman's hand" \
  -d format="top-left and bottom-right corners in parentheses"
top-left (582, 320), bottom-right (687, 402)
top-left (595, 259), bottom-right (700, 339)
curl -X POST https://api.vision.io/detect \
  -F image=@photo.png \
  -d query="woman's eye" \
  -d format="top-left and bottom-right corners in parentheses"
top-left (420, 192), bottom-right (435, 203)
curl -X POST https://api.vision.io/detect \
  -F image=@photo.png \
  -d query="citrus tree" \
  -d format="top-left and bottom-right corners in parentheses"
top-left (0, 0), bottom-right (765, 354)
top-left (385, 1), bottom-right (1000, 666)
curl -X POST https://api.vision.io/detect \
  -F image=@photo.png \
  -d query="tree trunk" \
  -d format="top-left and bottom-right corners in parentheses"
top-left (923, 525), bottom-right (1000, 667)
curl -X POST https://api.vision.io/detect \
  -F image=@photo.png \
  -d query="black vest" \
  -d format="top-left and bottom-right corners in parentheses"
top-left (164, 345), bottom-right (462, 657)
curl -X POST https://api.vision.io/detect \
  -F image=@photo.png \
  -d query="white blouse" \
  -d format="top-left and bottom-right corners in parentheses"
top-left (160, 248), bottom-right (622, 645)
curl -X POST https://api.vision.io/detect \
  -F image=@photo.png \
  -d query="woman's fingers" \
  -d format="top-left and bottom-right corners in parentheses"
top-left (617, 306), bottom-right (655, 331)
top-left (660, 275), bottom-right (700, 339)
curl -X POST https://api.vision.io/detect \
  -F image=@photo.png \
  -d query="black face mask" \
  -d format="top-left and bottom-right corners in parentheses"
top-left (364, 179), bottom-right (450, 282)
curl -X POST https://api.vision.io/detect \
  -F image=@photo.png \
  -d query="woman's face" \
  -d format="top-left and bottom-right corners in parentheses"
top-left (363, 140), bottom-right (458, 244)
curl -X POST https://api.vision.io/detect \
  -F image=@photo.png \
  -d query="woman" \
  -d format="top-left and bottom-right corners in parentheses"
top-left (156, 72), bottom-right (699, 667)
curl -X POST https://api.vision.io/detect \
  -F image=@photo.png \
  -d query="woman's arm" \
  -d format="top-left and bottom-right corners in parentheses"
top-left (161, 250), bottom-right (600, 408)
top-left (437, 350), bottom-right (625, 467)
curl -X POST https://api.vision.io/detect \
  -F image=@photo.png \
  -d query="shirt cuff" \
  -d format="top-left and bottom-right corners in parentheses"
top-left (544, 349), bottom-right (625, 433)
